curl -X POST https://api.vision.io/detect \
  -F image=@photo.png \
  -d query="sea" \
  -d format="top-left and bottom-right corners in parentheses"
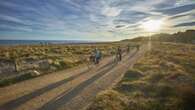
top-left (0, 40), bottom-right (97, 46)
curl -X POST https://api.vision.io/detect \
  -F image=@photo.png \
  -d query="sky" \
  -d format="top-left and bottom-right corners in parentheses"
top-left (0, 0), bottom-right (195, 41)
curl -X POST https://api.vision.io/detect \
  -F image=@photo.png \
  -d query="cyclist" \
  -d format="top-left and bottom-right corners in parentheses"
top-left (94, 48), bottom-right (101, 64)
top-left (116, 46), bottom-right (122, 61)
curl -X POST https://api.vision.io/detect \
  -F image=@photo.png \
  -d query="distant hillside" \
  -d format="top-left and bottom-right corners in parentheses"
top-left (127, 30), bottom-right (195, 44)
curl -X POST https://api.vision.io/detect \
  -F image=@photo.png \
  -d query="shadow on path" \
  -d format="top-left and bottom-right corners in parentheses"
top-left (38, 62), bottom-right (117, 110)
top-left (0, 50), bottom-right (138, 110)
top-left (0, 69), bottom-right (91, 110)
top-left (0, 57), bottom-right (115, 110)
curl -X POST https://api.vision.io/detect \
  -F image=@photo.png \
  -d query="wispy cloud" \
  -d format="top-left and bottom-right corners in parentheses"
top-left (0, 0), bottom-right (195, 40)
top-left (173, 21), bottom-right (195, 27)
top-left (156, 3), bottom-right (195, 15)
top-left (102, 6), bottom-right (122, 17)
top-left (167, 13), bottom-right (192, 20)
top-left (0, 14), bottom-right (25, 25)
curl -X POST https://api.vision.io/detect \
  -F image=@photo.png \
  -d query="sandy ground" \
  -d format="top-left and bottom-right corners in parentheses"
top-left (0, 45), bottom-right (147, 110)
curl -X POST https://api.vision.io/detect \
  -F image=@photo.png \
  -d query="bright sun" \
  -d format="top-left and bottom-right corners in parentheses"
top-left (141, 19), bottom-right (163, 32)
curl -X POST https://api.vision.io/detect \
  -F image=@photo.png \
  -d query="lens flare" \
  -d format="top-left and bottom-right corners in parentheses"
top-left (141, 19), bottom-right (163, 32)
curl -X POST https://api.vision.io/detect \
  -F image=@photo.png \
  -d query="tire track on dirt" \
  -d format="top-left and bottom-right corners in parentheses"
top-left (62, 49), bottom-right (140, 110)
top-left (38, 62), bottom-right (117, 110)
top-left (0, 69), bottom-right (91, 110)
top-left (0, 54), bottom-right (118, 110)
top-left (38, 50), bottom-right (137, 110)
top-left (66, 47), bottom-right (147, 110)
top-left (0, 46), bottom-right (145, 110)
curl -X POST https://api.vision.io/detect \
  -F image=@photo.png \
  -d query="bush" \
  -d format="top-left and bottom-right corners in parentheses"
top-left (88, 90), bottom-right (127, 110)
top-left (122, 69), bottom-right (143, 82)
top-left (176, 84), bottom-right (195, 110)
top-left (143, 73), bottom-right (164, 83)
top-left (0, 73), bottom-right (36, 87)
top-left (152, 83), bottom-right (175, 98)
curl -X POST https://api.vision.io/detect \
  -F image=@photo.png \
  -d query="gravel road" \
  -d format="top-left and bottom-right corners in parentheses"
top-left (0, 45), bottom-right (147, 110)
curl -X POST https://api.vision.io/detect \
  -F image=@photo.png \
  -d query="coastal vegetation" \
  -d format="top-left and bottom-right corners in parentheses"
top-left (0, 43), bottom-right (130, 87)
top-left (88, 42), bottom-right (195, 110)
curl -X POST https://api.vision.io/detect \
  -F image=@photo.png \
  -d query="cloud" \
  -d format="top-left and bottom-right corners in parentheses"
top-left (173, 21), bottom-right (195, 27)
top-left (0, 0), bottom-right (195, 40)
top-left (115, 25), bottom-right (126, 28)
top-left (167, 13), bottom-right (192, 20)
top-left (102, 6), bottom-right (122, 17)
top-left (0, 14), bottom-right (24, 24)
top-left (175, 0), bottom-right (195, 6)
top-left (0, 24), bottom-right (33, 32)
top-left (156, 3), bottom-right (195, 15)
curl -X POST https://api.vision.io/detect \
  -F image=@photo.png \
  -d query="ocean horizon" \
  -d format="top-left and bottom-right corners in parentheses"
top-left (0, 40), bottom-right (99, 45)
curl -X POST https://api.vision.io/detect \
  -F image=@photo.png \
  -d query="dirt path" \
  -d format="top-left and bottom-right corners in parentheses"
top-left (0, 46), bottom-right (147, 110)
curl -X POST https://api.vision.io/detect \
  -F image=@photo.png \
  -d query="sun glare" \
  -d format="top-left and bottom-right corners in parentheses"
top-left (141, 19), bottom-right (163, 32)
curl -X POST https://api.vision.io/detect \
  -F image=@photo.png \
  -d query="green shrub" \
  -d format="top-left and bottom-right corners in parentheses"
top-left (152, 83), bottom-right (175, 98)
top-left (0, 73), bottom-right (36, 87)
top-left (143, 73), bottom-right (164, 83)
top-left (88, 90), bottom-right (127, 110)
top-left (122, 69), bottom-right (143, 82)
top-left (176, 84), bottom-right (195, 110)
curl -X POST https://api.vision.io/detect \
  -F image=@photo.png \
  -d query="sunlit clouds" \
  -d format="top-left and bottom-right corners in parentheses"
top-left (0, 0), bottom-right (195, 41)
top-left (141, 19), bottom-right (164, 32)
top-left (102, 7), bottom-right (122, 17)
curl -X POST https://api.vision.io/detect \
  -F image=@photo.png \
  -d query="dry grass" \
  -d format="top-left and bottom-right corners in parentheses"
top-left (0, 42), bottom-right (131, 87)
top-left (88, 42), bottom-right (195, 110)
